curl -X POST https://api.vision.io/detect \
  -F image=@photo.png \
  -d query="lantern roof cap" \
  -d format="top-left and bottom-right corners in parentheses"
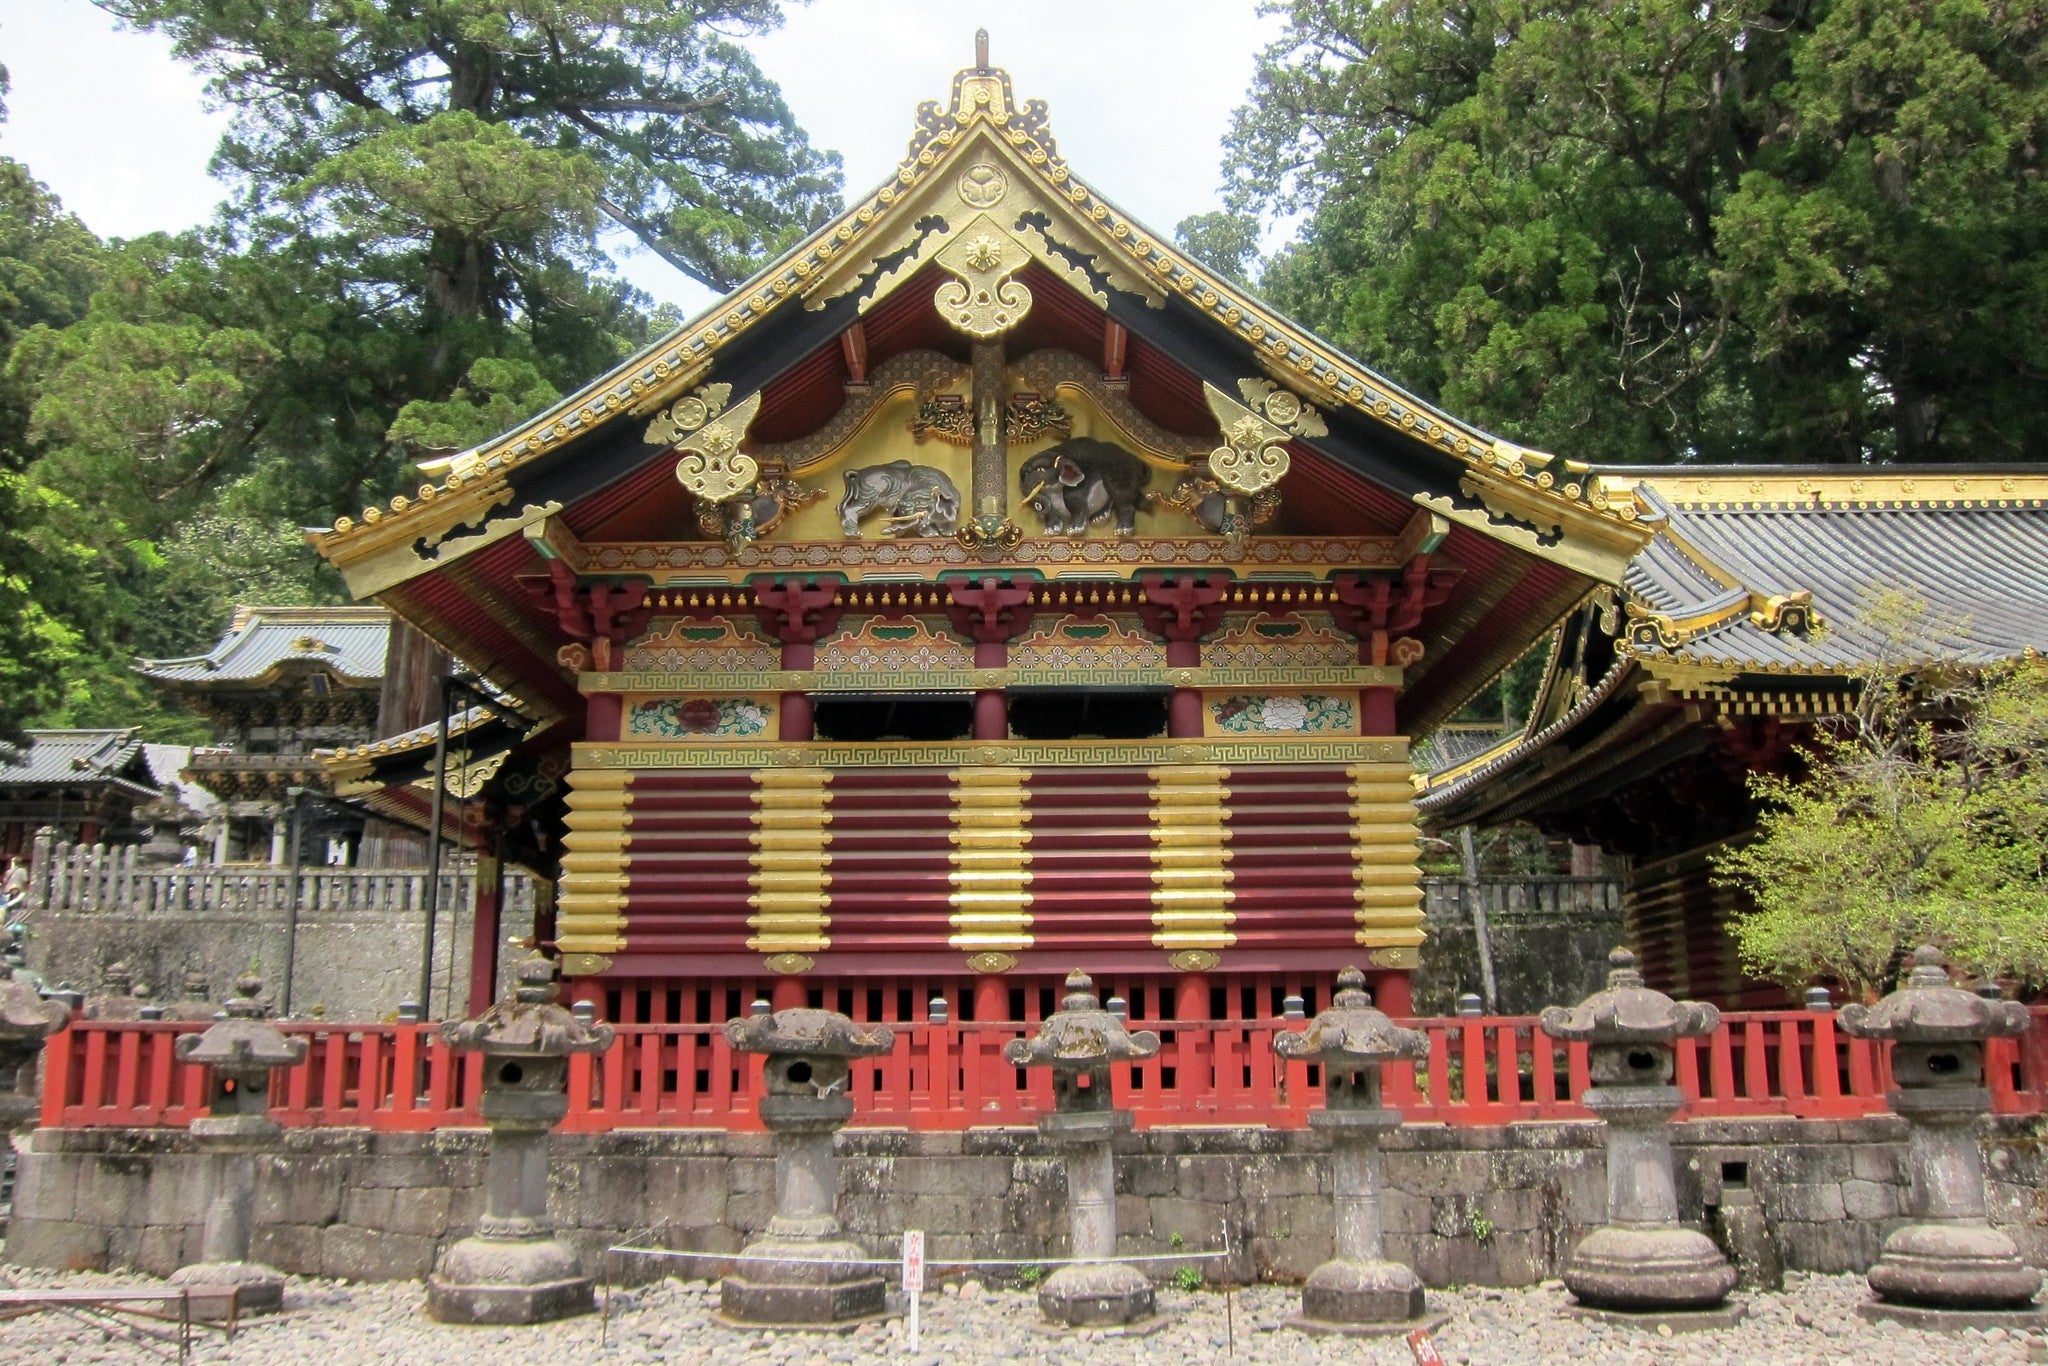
top-left (1839, 945), bottom-right (2032, 1043)
top-left (724, 1003), bottom-right (895, 1058)
top-left (173, 974), bottom-right (308, 1069)
top-left (1274, 966), bottom-right (1427, 1065)
top-left (440, 954), bottom-right (615, 1057)
top-left (1540, 948), bottom-right (1719, 1045)
top-left (1003, 970), bottom-right (1161, 1069)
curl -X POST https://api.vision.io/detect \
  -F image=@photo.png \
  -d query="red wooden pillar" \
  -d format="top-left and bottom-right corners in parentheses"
top-left (973, 975), bottom-right (1007, 1023)
top-left (753, 579), bottom-right (842, 742)
top-left (586, 693), bottom-right (623, 741)
top-left (780, 640), bottom-right (816, 741)
top-left (465, 852), bottom-right (503, 1015)
top-left (771, 977), bottom-right (806, 1011)
top-left (945, 576), bottom-right (1036, 741)
top-left (1139, 575), bottom-right (1226, 738)
top-left (1372, 971), bottom-right (1414, 1017)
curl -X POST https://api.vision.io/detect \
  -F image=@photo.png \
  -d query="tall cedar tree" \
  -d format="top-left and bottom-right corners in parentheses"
top-left (4, 6), bottom-right (840, 732)
top-left (1220, 0), bottom-right (2048, 466)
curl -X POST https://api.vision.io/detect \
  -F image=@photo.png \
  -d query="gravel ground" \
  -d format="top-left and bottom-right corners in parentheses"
top-left (0, 1266), bottom-right (2043, 1365)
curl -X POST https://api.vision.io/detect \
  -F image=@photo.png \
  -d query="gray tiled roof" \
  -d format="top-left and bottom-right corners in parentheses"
top-left (1630, 487), bottom-right (2048, 671)
top-left (136, 606), bottom-right (391, 686)
top-left (0, 729), bottom-right (148, 789)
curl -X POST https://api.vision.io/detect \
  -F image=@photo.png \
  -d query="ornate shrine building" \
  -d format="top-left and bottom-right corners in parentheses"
top-left (1422, 468), bottom-right (2048, 1006)
top-left (312, 48), bottom-right (1655, 1027)
top-left (137, 606), bottom-right (393, 863)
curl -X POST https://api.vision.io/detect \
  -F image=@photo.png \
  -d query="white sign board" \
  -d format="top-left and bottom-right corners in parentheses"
top-left (901, 1229), bottom-right (926, 1293)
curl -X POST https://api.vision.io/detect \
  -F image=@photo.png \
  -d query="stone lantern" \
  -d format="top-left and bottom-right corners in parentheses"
top-left (426, 954), bottom-right (615, 1325)
top-left (1539, 948), bottom-right (1738, 1321)
top-left (0, 946), bottom-right (69, 1130)
top-left (1272, 966), bottom-right (1440, 1335)
top-left (1839, 945), bottom-right (2044, 1326)
top-left (168, 973), bottom-right (309, 1317)
top-left (1003, 969), bottom-right (1163, 1329)
top-left (84, 962), bottom-right (144, 1021)
top-left (719, 1001), bottom-right (896, 1326)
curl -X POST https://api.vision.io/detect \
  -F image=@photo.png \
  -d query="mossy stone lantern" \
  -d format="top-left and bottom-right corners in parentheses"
top-left (1840, 946), bottom-right (2044, 1326)
top-left (1003, 970), bottom-right (1162, 1329)
top-left (426, 954), bottom-right (616, 1325)
top-left (1273, 965), bottom-right (1440, 1335)
top-left (167, 973), bottom-right (308, 1318)
top-left (1539, 948), bottom-right (1738, 1321)
top-left (720, 1001), bottom-right (897, 1326)
top-left (0, 952), bottom-right (69, 1131)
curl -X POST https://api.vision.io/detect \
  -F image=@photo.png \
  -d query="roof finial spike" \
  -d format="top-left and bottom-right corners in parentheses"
top-left (975, 28), bottom-right (990, 70)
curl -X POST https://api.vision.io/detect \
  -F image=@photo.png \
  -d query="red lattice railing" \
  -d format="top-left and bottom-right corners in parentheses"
top-left (39, 1007), bottom-right (2048, 1133)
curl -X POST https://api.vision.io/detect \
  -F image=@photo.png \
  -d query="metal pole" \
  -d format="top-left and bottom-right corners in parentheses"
top-left (282, 786), bottom-right (307, 1016)
top-left (417, 674), bottom-right (454, 1014)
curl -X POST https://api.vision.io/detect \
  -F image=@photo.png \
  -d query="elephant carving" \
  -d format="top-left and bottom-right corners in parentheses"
top-left (1018, 438), bottom-right (1151, 536)
top-left (838, 461), bottom-right (962, 538)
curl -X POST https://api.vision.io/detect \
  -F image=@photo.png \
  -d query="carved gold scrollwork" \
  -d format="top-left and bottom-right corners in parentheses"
top-left (934, 218), bottom-right (1033, 338)
top-left (1202, 378), bottom-right (1325, 496)
top-left (669, 391), bottom-right (765, 504)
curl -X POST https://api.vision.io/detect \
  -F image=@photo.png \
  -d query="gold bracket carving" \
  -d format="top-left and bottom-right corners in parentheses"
top-left (935, 218), bottom-right (1033, 338)
top-left (1202, 378), bottom-right (1324, 496)
top-left (1369, 945), bottom-right (1421, 971)
top-left (560, 953), bottom-right (612, 977)
top-left (763, 953), bottom-right (815, 975)
top-left (966, 950), bottom-right (1018, 974)
top-left (657, 388), bottom-right (764, 504)
top-left (1169, 949), bottom-right (1222, 972)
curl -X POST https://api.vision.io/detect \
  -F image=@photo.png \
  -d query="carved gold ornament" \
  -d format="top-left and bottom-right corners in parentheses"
top-left (1169, 949), bottom-right (1221, 972)
top-left (662, 389), bottom-right (764, 505)
top-left (1202, 378), bottom-right (1323, 496)
top-left (967, 950), bottom-right (1018, 974)
top-left (935, 217), bottom-right (1033, 338)
top-left (763, 953), bottom-right (815, 975)
top-left (559, 953), bottom-right (612, 976)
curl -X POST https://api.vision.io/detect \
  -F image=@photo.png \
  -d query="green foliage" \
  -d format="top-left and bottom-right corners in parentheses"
top-left (1467, 1210), bottom-right (1494, 1243)
top-left (387, 357), bottom-right (562, 458)
top-left (0, 7), bottom-right (839, 740)
top-left (1174, 211), bottom-right (1263, 289)
top-left (1015, 1263), bottom-right (1045, 1289)
top-left (1228, 0), bottom-right (2048, 464)
top-left (1171, 1265), bottom-right (1204, 1292)
top-left (1717, 595), bottom-right (2048, 995)
top-left (103, 0), bottom-right (841, 294)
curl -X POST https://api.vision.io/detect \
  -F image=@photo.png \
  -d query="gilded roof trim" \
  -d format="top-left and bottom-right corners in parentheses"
top-left (312, 58), bottom-right (1645, 577)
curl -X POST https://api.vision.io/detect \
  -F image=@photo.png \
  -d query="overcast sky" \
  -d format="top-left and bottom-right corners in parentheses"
top-left (0, 0), bottom-right (1285, 316)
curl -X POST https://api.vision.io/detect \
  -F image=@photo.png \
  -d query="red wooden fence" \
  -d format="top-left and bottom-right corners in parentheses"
top-left (39, 1007), bottom-right (2048, 1133)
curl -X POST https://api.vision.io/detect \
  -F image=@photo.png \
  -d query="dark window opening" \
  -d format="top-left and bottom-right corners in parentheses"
top-left (1006, 689), bottom-right (1168, 740)
top-left (812, 695), bottom-right (974, 742)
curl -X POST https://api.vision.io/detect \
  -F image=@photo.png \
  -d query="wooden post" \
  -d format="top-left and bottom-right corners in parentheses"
top-left (466, 852), bottom-right (503, 1015)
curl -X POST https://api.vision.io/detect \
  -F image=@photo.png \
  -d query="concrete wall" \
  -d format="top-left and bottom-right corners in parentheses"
top-left (13, 1116), bottom-right (2044, 1287)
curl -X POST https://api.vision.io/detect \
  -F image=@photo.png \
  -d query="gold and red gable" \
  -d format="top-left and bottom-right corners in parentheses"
top-left (313, 50), bottom-right (1651, 1016)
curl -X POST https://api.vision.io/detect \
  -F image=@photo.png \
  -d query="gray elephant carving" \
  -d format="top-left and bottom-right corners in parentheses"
top-left (837, 461), bottom-right (962, 538)
top-left (1018, 438), bottom-right (1151, 536)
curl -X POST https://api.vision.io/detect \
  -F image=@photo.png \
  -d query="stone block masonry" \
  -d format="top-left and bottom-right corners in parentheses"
top-left (10, 1117), bottom-right (2045, 1287)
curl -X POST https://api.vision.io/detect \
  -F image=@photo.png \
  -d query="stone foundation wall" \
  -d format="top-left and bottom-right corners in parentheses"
top-left (12, 1117), bottom-right (2045, 1287)
top-left (1415, 879), bottom-right (1626, 1016)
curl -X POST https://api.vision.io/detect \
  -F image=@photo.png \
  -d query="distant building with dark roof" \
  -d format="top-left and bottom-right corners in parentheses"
top-left (1421, 467), bottom-right (2048, 1006)
top-left (136, 605), bottom-right (392, 862)
top-left (0, 729), bottom-right (160, 856)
